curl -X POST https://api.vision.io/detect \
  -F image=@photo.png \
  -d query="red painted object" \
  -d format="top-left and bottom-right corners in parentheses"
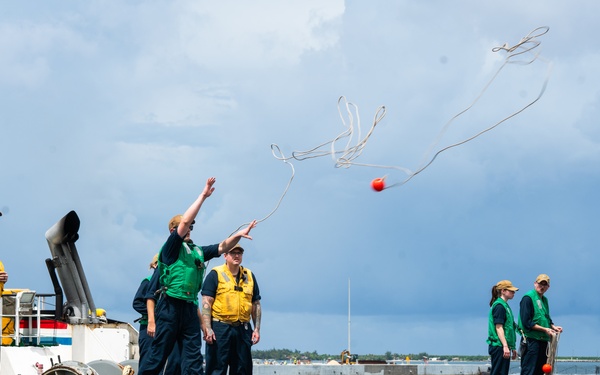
top-left (542, 364), bottom-right (552, 373)
top-left (371, 178), bottom-right (385, 192)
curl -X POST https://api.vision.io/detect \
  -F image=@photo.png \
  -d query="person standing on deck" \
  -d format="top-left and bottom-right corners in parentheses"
top-left (487, 280), bottom-right (519, 375)
top-left (519, 274), bottom-right (563, 375)
top-left (201, 243), bottom-right (261, 375)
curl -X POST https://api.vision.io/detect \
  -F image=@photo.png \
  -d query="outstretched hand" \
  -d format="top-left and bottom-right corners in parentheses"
top-left (239, 220), bottom-right (258, 240)
top-left (202, 177), bottom-right (216, 198)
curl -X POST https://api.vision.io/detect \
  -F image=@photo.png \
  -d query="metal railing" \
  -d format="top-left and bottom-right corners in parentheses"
top-left (1, 291), bottom-right (60, 346)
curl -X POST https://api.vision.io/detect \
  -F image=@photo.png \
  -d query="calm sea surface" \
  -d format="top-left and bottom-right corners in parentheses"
top-left (483, 361), bottom-right (600, 375)
top-left (513, 361), bottom-right (600, 375)
top-left (414, 361), bottom-right (600, 375)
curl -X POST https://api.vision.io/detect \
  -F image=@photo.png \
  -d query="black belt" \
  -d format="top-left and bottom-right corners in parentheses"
top-left (213, 318), bottom-right (247, 327)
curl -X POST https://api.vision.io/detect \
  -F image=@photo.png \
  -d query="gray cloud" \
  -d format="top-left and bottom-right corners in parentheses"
top-left (1, 0), bottom-right (599, 357)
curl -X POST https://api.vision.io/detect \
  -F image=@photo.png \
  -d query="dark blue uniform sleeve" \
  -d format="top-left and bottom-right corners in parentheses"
top-left (132, 278), bottom-right (150, 315)
top-left (160, 231), bottom-right (184, 266)
top-left (520, 295), bottom-right (535, 330)
top-left (145, 270), bottom-right (162, 301)
top-left (201, 270), bottom-right (219, 298)
top-left (251, 272), bottom-right (261, 302)
top-left (201, 244), bottom-right (220, 262)
top-left (492, 304), bottom-right (506, 325)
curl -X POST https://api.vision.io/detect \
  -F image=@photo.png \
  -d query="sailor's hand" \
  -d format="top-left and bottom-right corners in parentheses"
top-left (552, 325), bottom-right (563, 333)
top-left (239, 220), bottom-right (257, 240)
top-left (0, 271), bottom-right (8, 284)
top-left (147, 321), bottom-right (156, 337)
top-left (202, 177), bottom-right (216, 198)
top-left (204, 328), bottom-right (216, 344)
top-left (252, 329), bottom-right (260, 345)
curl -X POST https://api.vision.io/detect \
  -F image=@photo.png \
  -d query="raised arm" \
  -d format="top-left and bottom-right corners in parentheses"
top-left (218, 220), bottom-right (258, 255)
top-left (177, 177), bottom-right (216, 238)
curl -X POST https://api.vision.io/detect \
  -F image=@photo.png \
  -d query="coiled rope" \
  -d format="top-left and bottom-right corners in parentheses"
top-left (546, 331), bottom-right (561, 374)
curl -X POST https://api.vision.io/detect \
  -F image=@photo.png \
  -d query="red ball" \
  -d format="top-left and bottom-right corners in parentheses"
top-left (371, 178), bottom-right (385, 192)
top-left (542, 364), bottom-right (552, 373)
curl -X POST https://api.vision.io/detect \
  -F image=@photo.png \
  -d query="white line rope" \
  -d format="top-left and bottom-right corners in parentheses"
top-left (547, 331), bottom-right (560, 375)
top-left (227, 145), bottom-right (295, 235)
top-left (231, 27), bottom-right (552, 233)
top-left (276, 26), bottom-right (551, 192)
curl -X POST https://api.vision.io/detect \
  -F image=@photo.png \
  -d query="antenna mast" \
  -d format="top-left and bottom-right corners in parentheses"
top-left (348, 278), bottom-right (351, 354)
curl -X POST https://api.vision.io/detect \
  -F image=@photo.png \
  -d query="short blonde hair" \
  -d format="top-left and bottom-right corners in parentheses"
top-left (149, 254), bottom-right (159, 269)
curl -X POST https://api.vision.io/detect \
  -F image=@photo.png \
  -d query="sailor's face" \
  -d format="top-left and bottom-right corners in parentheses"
top-left (535, 281), bottom-right (549, 295)
top-left (502, 289), bottom-right (516, 300)
top-left (226, 251), bottom-right (243, 265)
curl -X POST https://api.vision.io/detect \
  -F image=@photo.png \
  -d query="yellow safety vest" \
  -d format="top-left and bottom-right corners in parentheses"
top-left (1, 261), bottom-right (14, 345)
top-left (211, 264), bottom-right (254, 323)
top-left (0, 261), bottom-right (4, 294)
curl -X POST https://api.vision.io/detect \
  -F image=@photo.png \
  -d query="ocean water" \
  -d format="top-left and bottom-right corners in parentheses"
top-left (418, 361), bottom-right (600, 375)
top-left (504, 361), bottom-right (600, 375)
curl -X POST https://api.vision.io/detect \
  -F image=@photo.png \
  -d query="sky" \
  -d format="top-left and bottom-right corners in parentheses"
top-left (1, 0), bottom-right (600, 358)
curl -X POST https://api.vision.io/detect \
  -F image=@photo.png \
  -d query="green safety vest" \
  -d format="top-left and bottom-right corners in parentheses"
top-left (159, 242), bottom-right (205, 304)
top-left (487, 298), bottom-right (517, 349)
top-left (518, 289), bottom-right (551, 341)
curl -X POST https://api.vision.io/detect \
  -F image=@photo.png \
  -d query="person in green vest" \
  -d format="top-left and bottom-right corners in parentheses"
top-left (518, 274), bottom-right (563, 375)
top-left (132, 254), bottom-right (160, 368)
top-left (487, 280), bottom-right (519, 375)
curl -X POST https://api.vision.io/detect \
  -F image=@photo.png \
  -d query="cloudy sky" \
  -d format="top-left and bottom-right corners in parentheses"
top-left (1, 1), bottom-right (599, 358)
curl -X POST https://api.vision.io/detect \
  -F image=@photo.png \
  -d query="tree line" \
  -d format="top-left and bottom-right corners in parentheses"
top-left (251, 349), bottom-right (600, 362)
top-left (251, 349), bottom-right (490, 361)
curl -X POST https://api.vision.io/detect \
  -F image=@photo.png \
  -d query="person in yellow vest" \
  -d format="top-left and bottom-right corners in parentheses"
top-left (518, 274), bottom-right (563, 375)
top-left (1, 260), bottom-right (15, 346)
top-left (487, 280), bottom-right (519, 375)
top-left (201, 244), bottom-right (261, 375)
top-left (0, 261), bottom-right (7, 293)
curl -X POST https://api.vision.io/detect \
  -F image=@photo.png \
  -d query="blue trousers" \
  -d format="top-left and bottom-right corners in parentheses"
top-left (520, 338), bottom-right (548, 375)
top-left (138, 324), bottom-right (151, 367)
top-left (138, 295), bottom-right (204, 375)
top-left (139, 324), bottom-right (183, 374)
top-left (205, 321), bottom-right (253, 375)
top-left (489, 345), bottom-right (511, 375)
